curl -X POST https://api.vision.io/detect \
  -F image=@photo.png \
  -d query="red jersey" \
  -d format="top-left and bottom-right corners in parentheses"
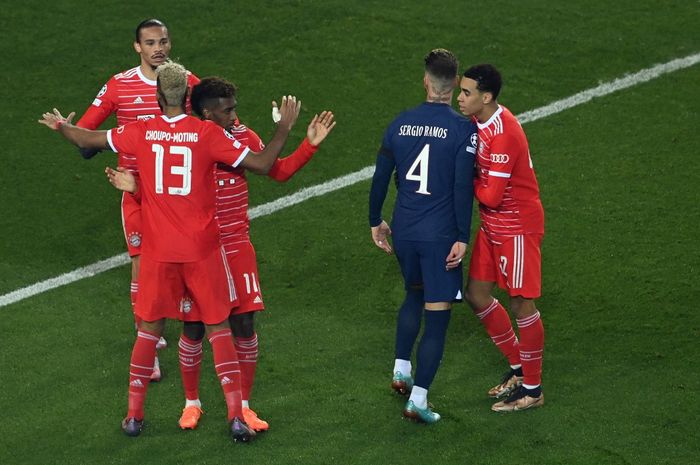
top-left (215, 123), bottom-right (265, 253)
top-left (474, 105), bottom-right (544, 239)
top-left (107, 115), bottom-right (251, 262)
top-left (77, 66), bottom-right (200, 172)
top-left (215, 122), bottom-right (318, 254)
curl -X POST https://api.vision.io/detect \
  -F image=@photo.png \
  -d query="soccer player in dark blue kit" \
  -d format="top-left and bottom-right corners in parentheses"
top-left (369, 48), bottom-right (477, 423)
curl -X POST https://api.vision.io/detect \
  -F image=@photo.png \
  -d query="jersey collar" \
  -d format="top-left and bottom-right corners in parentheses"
top-left (136, 66), bottom-right (157, 86)
top-left (477, 104), bottom-right (503, 130)
top-left (160, 114), bottom-right (188, 123)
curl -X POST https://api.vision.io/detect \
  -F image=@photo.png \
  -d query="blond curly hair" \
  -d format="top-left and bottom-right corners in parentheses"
top-left (156, 61), bottom-right (188, 106)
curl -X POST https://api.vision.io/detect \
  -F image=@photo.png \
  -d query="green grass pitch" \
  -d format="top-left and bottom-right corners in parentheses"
top-left (1, 1), bottom-right (699, 464)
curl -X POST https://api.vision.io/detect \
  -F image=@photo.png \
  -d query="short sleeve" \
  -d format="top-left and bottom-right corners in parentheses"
top-left (107, 121), bottom-right (142, 154)
top-left (205, 125), bottom-right (251, 167)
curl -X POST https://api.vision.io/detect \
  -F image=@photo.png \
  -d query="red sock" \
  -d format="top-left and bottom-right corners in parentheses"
top-left (234, 333), bottom-right (258, 402)
top-left (517, 311), bottom-right (544, 387)
top-left (130, 281), bottom-right (142, 327)
top-left (127, 330), bottom-right (159, 419)
top-left (208, 329), bottom-right (243, 420)
top-left (475, 299), bottom-right (521, 366)
top-left (178, 335), bottom-right (203, 401)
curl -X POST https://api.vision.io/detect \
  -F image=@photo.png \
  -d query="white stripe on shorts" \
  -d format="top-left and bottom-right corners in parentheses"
top-left (513, 235), bottom-right (524, 289)
top-left (220, 247), bottom-right (237, 302)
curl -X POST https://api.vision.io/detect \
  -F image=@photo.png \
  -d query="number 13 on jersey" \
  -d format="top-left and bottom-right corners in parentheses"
top-left (152, 143), bottom-right (192, 196)
top-left (406, 144), bottom-right (431, 195)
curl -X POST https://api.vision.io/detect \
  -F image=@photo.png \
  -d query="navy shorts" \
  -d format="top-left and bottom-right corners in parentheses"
top-left (394, 239), bottom-right (463, 303)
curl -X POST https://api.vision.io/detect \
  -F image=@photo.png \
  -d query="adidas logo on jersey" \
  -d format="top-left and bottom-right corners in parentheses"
top-left (133, 96), bottom-right (144, 104)
top-left (221, 376), bottom-right (234, 385)
top-left (253, 296), bottom-right (263, 304)
top-left (130, 379), bottom-right (144, 387)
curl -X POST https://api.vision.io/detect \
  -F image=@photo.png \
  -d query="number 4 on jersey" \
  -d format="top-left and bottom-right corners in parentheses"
top-left (406, 144), bottom-right (431, 195)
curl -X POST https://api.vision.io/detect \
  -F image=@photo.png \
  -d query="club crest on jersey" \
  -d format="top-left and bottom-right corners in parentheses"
top-left (127, 232), bottom-right (141, 247)
top-left (97, 84), bottom-right (107, 98)
top-left (180, 297), bottom-right (193, 314)
top-left (491, 153), bottom-right (509, 163)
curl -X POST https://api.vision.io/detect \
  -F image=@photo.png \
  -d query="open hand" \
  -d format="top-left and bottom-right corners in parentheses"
top-left (277, 95), bottom-right (302, 131)
top-left (38, 108), bottom-right (75, 130)
top-left (306, 111), bottom-right (336, 146)
top-left (105, 166), bottom-right (137, 193)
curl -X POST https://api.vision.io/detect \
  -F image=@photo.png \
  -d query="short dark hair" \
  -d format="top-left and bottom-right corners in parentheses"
top-left (190, 77), bottom-right (238, 117)
top-left (424, 48), bottom-right (459, 81)
top-left (135, 18), bottom-right (167, 42)
top-left (463, 64), bottom-right (502, 100)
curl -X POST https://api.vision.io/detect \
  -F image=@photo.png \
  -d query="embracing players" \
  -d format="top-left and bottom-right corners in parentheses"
top-left (39, 61), bottom-right (303, 441)
top-left (76, 19), bottom-right (200, 379)
top-left (175, 77), bottom-right (336, 432)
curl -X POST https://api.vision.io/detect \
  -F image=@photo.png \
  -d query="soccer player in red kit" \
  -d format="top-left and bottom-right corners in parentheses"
top-left (176, 77), bottom-right (336, 432)
top-left (457, 64), bottom-right (546, 412)
top-left (38, 61), bottom-right (301, 441)
top-left (76, 19), bottom-right (200, 379)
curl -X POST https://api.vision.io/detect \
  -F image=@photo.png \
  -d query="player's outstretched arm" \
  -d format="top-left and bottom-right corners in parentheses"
top-left (267, 111), bottom-right (336, 182)
top-left (371, 220), bottom-right (393, 254)
top-left (39, 108), bottom-right (110, 150)
top-left (105, 167), bottom-right (137, 194)
top-left (241, 95), bottom-right (301, 175)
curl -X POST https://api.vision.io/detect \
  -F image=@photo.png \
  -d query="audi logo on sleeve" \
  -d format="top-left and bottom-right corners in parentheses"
top-left (490, 153), bottom-right (510, 163)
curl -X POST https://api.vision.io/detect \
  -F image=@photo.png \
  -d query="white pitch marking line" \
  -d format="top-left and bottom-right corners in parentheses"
top-left (2, 52), bottom-right (699, 308)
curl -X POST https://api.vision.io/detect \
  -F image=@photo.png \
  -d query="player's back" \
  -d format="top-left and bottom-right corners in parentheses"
top-left (108, 115), bottom-right (249, 262)
top-left (383, 102), bottom-right (476, 242)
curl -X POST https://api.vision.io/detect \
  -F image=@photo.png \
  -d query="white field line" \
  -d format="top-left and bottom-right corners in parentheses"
top-left (2, 52), bottom-right (698, 308)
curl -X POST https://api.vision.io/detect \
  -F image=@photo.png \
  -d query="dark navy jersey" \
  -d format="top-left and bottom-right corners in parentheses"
top-left (369, 102), bottom-right (477, 243)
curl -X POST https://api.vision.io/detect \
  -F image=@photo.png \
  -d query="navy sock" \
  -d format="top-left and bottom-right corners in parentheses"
top-left (524, 386), bottom-right (542, 398)
top-left (394, 289), bottom-right (424, 360)
top-left (414, 309), bottom-right (452, 389)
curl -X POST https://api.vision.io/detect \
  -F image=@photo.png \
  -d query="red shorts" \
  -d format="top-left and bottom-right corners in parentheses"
top-left (182, 240), bottom-right (265, 317)
top-left (468, 229), bottom-right (542, 299)
top-left (226, 240), bottom-right (265, 315)
top-left (135, 248), bottom-right (238, 325)
top-left (121, 192), bottom-right (142, 257)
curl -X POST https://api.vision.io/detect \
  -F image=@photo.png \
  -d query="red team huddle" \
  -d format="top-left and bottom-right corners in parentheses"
top-left (39, 19), bottom-right (546, 442)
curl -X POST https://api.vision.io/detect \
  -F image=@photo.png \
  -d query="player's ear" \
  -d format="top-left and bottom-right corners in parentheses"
top-left (482, 91), bottom-right (494, 105)
top-left (133, 41), bottom-right (142, 54)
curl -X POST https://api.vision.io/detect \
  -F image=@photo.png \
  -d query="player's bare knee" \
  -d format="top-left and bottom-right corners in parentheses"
top-left (230, 313), bottom-right (255, 338)
top-left (425, 301), bottom-right (451, 311)
top-left (465, 283), bottom-right (492, 311)
top-left (139, 318), bottom-right (165, 336)
top-left (131, 255), bottom-right (141, 281)
top-left (182, 321), bottom-right (205, 341)
top-left (510, 296), bottom-right (537, 319)
top-left (204, 319), bottom-right (231, 336)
